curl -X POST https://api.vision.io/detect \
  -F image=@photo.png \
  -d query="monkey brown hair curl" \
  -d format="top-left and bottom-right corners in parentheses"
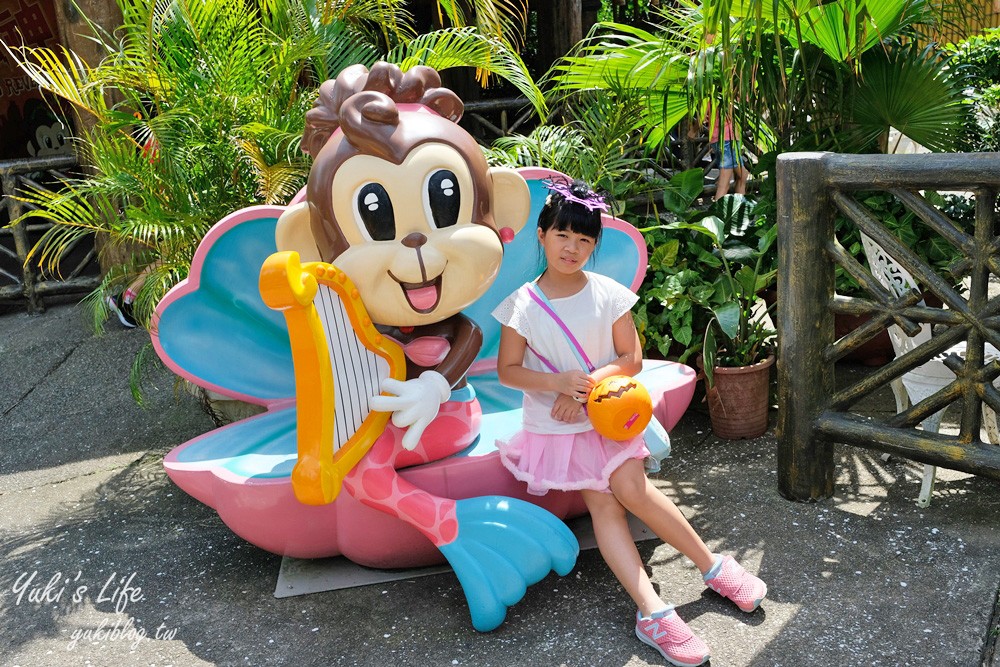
top-left (302, 63), bottom-right (463, 159)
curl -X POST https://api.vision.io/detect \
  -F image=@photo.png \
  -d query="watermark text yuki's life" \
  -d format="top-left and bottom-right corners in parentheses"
top-left (11, 570), bottom-right (144, 613)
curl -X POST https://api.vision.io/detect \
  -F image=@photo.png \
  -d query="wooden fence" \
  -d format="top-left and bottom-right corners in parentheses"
top-left (0, 155), bottom-right (100, 313)
top-left (776, 152), bottom-right (1000, 501)
top-left (924, 3), bottom-right (1000, 46)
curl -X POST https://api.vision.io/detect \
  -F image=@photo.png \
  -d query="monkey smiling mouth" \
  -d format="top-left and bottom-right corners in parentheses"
top-left (389, 273), bottom-right (442, 313)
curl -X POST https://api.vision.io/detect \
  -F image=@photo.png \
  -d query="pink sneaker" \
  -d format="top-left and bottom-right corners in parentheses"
top-left (635, 608), bottom-right (710, 667)
top-left (704, 555), bottom-right (767, 612)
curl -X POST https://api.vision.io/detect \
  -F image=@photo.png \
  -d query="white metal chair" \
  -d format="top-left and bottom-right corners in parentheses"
top-left (860, 232), bottom-right (1000, 506)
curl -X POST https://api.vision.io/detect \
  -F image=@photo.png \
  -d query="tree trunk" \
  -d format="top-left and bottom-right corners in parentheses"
top-left (55, 0), bottom-right (126, 276)
top-left (53, 0), bottom-right (124, 139)
top-left (536, 0), bottom-right (582, 74)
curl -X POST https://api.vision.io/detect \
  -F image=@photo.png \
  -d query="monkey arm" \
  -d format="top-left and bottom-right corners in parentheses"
top-left (369, 314), bottom-right (482, 450)
top-left (434, 313), bottom-right (483, 388)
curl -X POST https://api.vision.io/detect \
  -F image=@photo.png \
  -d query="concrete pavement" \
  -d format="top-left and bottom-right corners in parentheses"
top-left (2, 301), bottom-right (999, 666)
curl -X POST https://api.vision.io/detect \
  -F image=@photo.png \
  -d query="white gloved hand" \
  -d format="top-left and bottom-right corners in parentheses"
top-left (370, 371), bottom-right (451, 450)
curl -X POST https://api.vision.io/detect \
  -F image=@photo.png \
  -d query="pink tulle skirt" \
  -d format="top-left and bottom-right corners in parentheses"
top-left (496, 428), bottom-right (651, 496)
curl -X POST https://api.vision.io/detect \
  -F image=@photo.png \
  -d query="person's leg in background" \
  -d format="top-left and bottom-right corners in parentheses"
top-left (731, 140), bottom-right (748, 196)
top-left (712, 141), bottom-right (736, 200)
top-left (714, 140), bottom-right (748, 200)
top-left (105, 261), bottom-right (160, 328)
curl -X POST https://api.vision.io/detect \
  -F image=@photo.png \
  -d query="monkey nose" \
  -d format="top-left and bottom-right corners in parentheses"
top-left (401, 232), bottom-right (427, 248)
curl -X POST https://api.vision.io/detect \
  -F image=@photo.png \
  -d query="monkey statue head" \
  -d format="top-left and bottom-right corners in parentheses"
top-left (276, 62), bottom-right (531, 328)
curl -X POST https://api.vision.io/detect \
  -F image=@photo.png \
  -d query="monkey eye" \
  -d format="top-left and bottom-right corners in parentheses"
top-left (355, 182), bottom-right (395, 241)
top-left (425, 169), bottom-right (460, 229)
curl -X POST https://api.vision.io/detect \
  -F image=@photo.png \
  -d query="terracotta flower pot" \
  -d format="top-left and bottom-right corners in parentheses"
top-left (765, 288), bottom-right (943, 368)
top-left (834, 313), bottom-right (894, 366)
top-left (701, 355), bottom-right (775, 440)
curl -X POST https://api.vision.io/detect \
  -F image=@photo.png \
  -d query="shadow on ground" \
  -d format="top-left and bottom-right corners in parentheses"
top-left (2, 305), bottom-right (1000, 666)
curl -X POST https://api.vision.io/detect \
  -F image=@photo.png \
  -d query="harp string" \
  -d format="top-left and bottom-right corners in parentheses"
top-left (315, 284), bottom-right (388, 451)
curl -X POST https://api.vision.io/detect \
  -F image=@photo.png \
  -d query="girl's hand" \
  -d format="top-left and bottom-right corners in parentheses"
top-left (555, 370), bottom-right (594, 403)
top-left (551, 394), bottom-right (586, 423)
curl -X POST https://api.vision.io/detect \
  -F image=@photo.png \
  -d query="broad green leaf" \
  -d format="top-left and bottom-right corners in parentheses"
top-left (663, 168), bottom-right (704, 215)
top-left (734, 265), bottom-right (759, 295)
top-left (713, 301), bottom-right (742, 338)
top-left (720, 243), bottom-right (755, 262)
top-left (701, 215), bottom-right (726, 246)
top-left (650, 238), bottom-right (680, 270)
top-left (757, 223), bottom-right (778, 253)
top-left (675, 323), bottom-right (693, 346)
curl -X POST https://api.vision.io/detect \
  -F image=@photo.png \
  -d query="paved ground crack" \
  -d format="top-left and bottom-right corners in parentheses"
top-left (1, 345), bottom-right (76, 418)
top-left (982, 582), bottom-right (1000, 666)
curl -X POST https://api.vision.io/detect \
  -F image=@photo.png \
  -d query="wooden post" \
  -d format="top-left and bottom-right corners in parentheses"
top-left (54, 0), bottom-right (123, 68)
top-left (581, 0), bottom-right (601, 35)
top-left (3, 172), bottom-right (40, 312)
top-left (537, 0), bottom-right (582, 74)
top-left (776, 152), bottom-right (836, 501)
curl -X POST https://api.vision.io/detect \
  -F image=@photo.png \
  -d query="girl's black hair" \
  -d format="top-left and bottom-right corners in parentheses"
top-left (537, 179), bottom-right (604, 244)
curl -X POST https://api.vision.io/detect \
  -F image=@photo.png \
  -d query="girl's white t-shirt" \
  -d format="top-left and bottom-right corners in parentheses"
top-left (492, 271), bottom-right (639, 435)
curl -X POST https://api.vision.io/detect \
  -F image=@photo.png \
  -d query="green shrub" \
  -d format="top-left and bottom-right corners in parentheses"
top-left (834, 190), bottom-right (975, 297)
top-left (946, 27), bottom-right (1000, 152)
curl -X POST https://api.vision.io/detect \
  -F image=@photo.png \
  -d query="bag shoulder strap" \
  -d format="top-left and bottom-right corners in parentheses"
top-left (525, 283), bottom-right (596, 373)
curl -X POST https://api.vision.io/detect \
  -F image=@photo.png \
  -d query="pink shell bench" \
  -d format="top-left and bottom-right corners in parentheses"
top-left (153, 168), bottom-right (696, 566)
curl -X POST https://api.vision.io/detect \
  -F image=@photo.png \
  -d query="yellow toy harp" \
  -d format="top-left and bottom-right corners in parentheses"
top-left (260, 251), bottom-right (406, 505)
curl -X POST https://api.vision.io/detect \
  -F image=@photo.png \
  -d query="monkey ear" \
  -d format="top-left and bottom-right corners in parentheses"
top-left (488, 167), bottom-right (531, 235)
top-left (276, 202), bottom-right (322, 262)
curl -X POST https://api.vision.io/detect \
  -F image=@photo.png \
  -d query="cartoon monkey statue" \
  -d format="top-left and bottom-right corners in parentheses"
top-left (274, 62), bottom-right (531, 450)
top-left (259, 63), bottom-right (576, 633)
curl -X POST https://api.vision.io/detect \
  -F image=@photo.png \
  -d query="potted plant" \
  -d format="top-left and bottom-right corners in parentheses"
top-left (680, 198), bottom-right (777, 440)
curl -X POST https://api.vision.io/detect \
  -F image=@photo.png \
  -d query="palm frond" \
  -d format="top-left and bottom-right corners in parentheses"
top-left (794, 0), bottom-right (927, 66)
top-left (236, 138), bottom-right (309, 204)
top-left (309, 19), bottom-right (384, 80)
top-left (388, 27), bottom-right (544, 118)
top-left (310, 0), bottom-right (415, 50)
top-left (549, 22), bottom-right (692, 149)
top-left (11, 178), bottom-right (117, 234)
top-left (849, 43), bottom-right (970, 152)
top-left (549, 22), bottom-right (685, 91)
top-left (238, 121), bottom-right (307, 163)
top-left (485, 125), bottom-right (587, 170)
top-left (3, 43), bottom-right (110, 123)
top-left (433, 0), bottom-right (528, 50)
top-left (561, 90), bottom-right (653, 188)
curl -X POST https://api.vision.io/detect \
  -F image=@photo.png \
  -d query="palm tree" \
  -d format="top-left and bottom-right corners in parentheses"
top-left (5, 0), bottom-right (542, 330)
top-left (549, 0), bottom-right (978, 157)
top-left (536, 0), bottom-right (983, 363)
top-left (484, 86), bottom-right (661, 210)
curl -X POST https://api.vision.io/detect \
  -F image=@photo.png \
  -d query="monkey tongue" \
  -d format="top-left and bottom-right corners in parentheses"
top-left (404, 285), bottom-right (439, 312)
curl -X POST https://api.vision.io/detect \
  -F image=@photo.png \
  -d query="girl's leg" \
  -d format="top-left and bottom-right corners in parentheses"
top-left (580, 489), bottom-right (666, 617)
top-left (609, 459), bottom-right (767, 613)
top-left (609, 459), bottom-right (715, 575)
top-left (584, 485), bottom-right (712, 666)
